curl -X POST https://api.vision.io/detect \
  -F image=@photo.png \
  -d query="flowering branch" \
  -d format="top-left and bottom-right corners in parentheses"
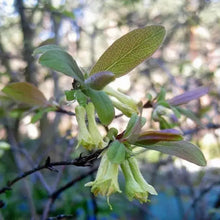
top-left (1, 25), bottom-right (210, 210)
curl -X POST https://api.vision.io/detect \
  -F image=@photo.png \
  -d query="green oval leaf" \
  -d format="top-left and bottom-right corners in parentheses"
top-left (107, 140), bottom-right (126, 164)
top-left (2, 82), bottom-right (48, 107)
top-left (84, 88), bottom-right (115, 125)
top-left (90, 25), bottom-right (165, 77)
top-left (39, 49), bottom-right (84, 83)
top-left (135, 140), bottom-right (207, 166)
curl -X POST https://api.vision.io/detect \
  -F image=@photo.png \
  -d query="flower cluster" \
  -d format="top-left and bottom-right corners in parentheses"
top-left (85, 150), bottom-right (157, 208)
top-left (74, 84), bottom-right (197, 208)
top-left (74, 90), bottom-right (160, 208)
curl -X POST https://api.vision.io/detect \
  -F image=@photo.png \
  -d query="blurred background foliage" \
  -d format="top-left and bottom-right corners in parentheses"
top-left (0, 0), bottom-right (220, 219)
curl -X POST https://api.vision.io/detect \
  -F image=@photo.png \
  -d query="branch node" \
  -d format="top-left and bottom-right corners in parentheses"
top-left (45, 156), bottom-right (51, 166)
top-left (45, 156), bottom-right (59, 172)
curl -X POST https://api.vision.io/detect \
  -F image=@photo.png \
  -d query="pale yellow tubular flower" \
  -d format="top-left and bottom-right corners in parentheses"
top-left (75, 105), bottom-right (94, 150)
top-left (86, 152), bottom-right (109, 184)
top-left (103, 85), bottom-right (139, 112)
top-left (104, 162), bottom-right (121, 196)
top-left (121, 160), bottom-right (149, 203)
top-left (128, 156), bottom-right (157, 195)
top-left (86, 102), bottom-right (106, 149)
top-left (111, 99), bottom-right (137, 117)
top-left (85, 152), bottom-right (121, 197)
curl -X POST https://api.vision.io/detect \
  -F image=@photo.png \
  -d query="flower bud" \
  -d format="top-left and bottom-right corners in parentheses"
top-left (152, 105), bottom-right (171, 122)
top-left (85, 71), bottom-right (115, 90)
top-left (75, 105), bottom-right (94, 150)
top-left (111, 99), bottom-right (137, 117)
top-left (86, 102), bottom-right (106, 149)
top-left (103, 86), bottom-right (139, 114)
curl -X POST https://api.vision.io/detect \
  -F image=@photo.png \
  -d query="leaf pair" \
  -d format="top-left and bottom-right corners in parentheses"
top-left (34, 25), bottom-right (165, 90)
top-left (131, 128), bottom-right (206, 166)
top-left (33, 26), bottom-right (165, 125)
top-left (87, 25), bottom-right (165, 90)
top-left (106, 112), bottom-right (206, 166)
top-left (107, 128), bottom-right (206, 166)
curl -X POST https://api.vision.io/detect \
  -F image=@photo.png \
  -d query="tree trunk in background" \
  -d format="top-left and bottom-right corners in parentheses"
top-left (16, 0), bottom-right (37, 85)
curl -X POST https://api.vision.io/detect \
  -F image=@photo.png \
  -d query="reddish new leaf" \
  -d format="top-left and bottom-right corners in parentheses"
top-left (134, 129), bottom-right (183, 145)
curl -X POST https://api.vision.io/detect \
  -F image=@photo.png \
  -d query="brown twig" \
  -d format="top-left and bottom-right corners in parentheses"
top-left (183, 123), bottom-right (220, 135)
top-left (0, 149), bottom-right (104, 195)
top-left (55, 107), bottom-right (75, 116)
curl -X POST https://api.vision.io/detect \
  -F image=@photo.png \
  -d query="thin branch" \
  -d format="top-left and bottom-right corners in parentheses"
top-left (41, 146), bottom-right (74, 219)
top-left (115, 113), bottom-right (123, 118)
top-left (0, 149), bottom-right (104, 195)
top-left (51, 146), bottom-right (74, 191)
top-left (10, 145), bottom-right (52, 194)
top-left (4, 119), bottom-right (37, 217)
top-left (183, 123), bottom-right (220, 136)
top-left (55, 107), bottom-right (75, 116)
